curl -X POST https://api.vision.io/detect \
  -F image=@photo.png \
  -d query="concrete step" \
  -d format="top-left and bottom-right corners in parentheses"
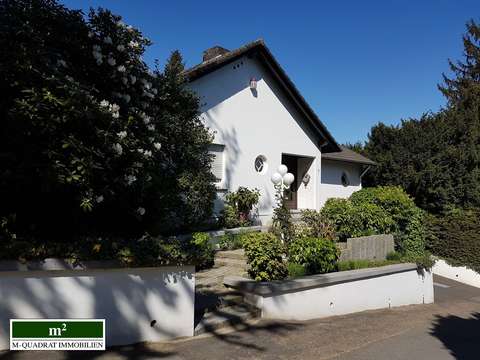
top-left (194, 304), bottom-right (259, 335)
top-left (215, 249), bottom-right (246, 260)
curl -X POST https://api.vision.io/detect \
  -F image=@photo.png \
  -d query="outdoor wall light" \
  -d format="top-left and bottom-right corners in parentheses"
top-left (249, 77), bottom-right (257, 90)
top-left (271, 164), bottom-right (294, 188)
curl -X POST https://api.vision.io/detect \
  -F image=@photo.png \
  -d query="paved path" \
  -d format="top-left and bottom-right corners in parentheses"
top-left (1, 275), bottom-right (480, 359)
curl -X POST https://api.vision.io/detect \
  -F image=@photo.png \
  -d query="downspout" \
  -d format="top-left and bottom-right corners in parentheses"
top-left (360, 165), bottom-right (371, 180)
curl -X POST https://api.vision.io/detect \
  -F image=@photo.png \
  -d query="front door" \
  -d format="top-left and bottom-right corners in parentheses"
top-left (281, 155), bottom-right (298, 210)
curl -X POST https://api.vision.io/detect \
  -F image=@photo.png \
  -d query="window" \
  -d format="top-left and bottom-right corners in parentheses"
top-left (209, 144), bottom-right (225, 182)
top-left (341, 171), bottom-right (350, 187)
top-left (254, 155), bottom-right (268, 174)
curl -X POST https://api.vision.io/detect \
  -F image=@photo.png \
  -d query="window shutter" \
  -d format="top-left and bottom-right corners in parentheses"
top-left (209, 144), bottom-right (225, 182)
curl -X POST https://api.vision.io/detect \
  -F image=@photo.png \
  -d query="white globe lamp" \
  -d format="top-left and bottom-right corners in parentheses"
top-left (283, 172), bottom-right (295, 187)
top-left (271, 172), bottom-right (282, 185)
top-left (278, 164), bottom-right (288, 176)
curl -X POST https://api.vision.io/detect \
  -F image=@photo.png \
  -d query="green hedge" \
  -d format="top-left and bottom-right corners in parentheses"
top-left (426, 208), bottom-right (480, 272)
top-left (321, 186), bottom-right (426, 257)
top-left (288, 237), bottom-right (339, 275)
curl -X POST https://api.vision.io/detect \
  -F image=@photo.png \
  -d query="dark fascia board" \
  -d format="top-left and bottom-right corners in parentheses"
top-left (184, 40), bottom-right (341, 153)
top-left (322, 146), bottom-right (377, 166)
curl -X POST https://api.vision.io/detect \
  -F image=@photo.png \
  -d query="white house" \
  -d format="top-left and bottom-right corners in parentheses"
top-left (186, 40), bottom-right (375, 224)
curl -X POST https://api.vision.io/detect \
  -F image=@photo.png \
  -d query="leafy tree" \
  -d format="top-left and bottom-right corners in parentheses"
top-left (358, 20), bottom-right (480, 214)
top-left (0, 0), bottom-right (215, 245)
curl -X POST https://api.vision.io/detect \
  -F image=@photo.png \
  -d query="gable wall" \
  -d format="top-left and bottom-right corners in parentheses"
top-left (189, 55), bottom-right (322, 221)
top-left (319, 159), bottom-right (362, 206)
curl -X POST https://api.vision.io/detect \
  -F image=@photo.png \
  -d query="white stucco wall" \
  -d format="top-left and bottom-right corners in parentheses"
top-left (189, 55), bottom-right (323, 223)
top-left (246, 268), bottom-right (433, 321)
top-left (433, 259), bottom-right (480, 288)
top-left (0, 265), bottom-right (195, 349)
top-left (319, 159), bottom-right (362, 207)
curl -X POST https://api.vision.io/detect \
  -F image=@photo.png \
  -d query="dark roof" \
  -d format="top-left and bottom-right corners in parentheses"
top-left (184, 39), bottom-right (341, 153)
top-left (321, 146), bottom-right (376, 166)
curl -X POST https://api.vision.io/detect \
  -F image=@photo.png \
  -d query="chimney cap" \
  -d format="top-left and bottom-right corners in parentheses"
top-left (203, 46), bottom-right (230, 62)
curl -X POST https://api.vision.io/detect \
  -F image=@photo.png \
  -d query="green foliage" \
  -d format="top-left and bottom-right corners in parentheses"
top-left (337, 259), bottom-right (400, 272)
top-left (288, 237), bottom-right (339, 275)
top-left (218, 232), bottom-right (244, 250)
top-left (271, 186), bottom-right (294, 247)
top-left (220, 187), bottom-right (260, 228)
top-left (426, 209), bottom-right (480, 272)
top-left (0, 233), bottom-right (215, 269)
top-left (191, 232), bottom-right (215, 270)
top-left (350, 186), bottom-right (426, 257)
top-left (320, 198), bottom-right (394, 241)
top-left (386, 251), bottom-right (402, 261)
top-left (298, 209), bottom-right (336, 241)
top-left (359, 21), bottom-right (480, 214)
top-left (287, 262), bottom-right (307, 278)
top-left (321, 187), bottom-right (426, 257)
top-left (0, 0), bottom-right (216, 251)
top-left (241, 232), bottom-right (287, 281)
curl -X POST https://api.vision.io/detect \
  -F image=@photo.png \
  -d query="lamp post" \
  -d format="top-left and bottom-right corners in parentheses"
top-left (271, 164), bottom-right (295, 204)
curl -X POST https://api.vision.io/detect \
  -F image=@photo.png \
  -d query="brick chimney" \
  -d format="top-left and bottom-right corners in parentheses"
top-left (203, 46), bottom-right (229, 62)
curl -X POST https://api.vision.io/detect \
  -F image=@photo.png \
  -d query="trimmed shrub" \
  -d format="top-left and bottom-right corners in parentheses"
top-left (241, 232), bottom-right (287, 281)
top-left (288, 237), bottom-right (339, 275)
top-left (320, 198), bottom-right (394, 241)
top-left (287, 262), bottom-right (307, 278)
top-left (321, 186), bottom-right (426, 257)
top-left (386, 251), bottom-right (402, 261)
top-left (191, 232), bottom-right (215, 270)
top-left (426, 208), bottom-right (480, 272)
top-left (351, 186), bottom-right (425, 256)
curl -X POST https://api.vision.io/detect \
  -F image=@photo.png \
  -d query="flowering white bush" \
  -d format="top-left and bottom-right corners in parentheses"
top-left (0, 0), bottom-right (216, 244)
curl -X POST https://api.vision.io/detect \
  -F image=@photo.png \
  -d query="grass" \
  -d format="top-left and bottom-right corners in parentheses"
top-left (337, 259), bottom-right (401, 271)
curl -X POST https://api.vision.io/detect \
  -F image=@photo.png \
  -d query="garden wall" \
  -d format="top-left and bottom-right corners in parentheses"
top-left (433, 259), bottom-right (480, 288)
top-left (225, 264), bottom-right (433, 321)
top-left (0, 260), bottom-right (195, 350)
top-left (338, 234), bottom-right (394, 261)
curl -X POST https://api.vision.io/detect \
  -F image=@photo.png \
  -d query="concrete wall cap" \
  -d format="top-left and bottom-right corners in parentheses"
top-left (224, 263), bottom-right (420, 296)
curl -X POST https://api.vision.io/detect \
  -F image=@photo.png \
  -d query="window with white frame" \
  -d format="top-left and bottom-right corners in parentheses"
top-left (208, 144), bottom-right (225, 182)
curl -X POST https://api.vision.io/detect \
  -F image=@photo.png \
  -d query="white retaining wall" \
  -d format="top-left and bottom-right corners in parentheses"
top-left (0, 261), bottom-right (195, 350)
top-left (227, 264), bottom-right (433, 321)
top-left (433, 259), bottom-right (480, 288)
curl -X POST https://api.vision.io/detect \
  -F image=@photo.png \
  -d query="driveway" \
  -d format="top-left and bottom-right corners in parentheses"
top-left (1, 275), bottom-right (479, 359)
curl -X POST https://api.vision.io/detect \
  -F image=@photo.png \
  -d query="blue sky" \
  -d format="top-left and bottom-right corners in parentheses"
top-left (62, 0), bottom-right (479, 144)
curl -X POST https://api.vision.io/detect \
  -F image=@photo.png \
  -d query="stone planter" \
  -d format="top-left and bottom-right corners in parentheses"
top-left (0, 259), bottom-right (195, 349)
top-left (224, 264), bottom-right (433, 321)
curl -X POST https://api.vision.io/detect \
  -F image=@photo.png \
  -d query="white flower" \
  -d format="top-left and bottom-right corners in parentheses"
top-left (129, 40), bottom-right (139, 48)
top-left (107, 57), bottom-right (116, 66)
top-left (125, 174), bottom-right (137, 185)
top-left (147, 124), bottom-right (155, 131)
top-left (100, 100), bottom-right (109, 108)
top-left (123, 94), bottom-right (131, 103)
top-left (103, 36), bottom-right (113, 44)
top-left (117, 65), bottom-right (126, 72)
top-left (112, 143), bottom-right (123, 155)
top-left (116, 44), bottom-right (125, 52)
top-left (154, 142), bottom-right (161, 150)
top-left (137, 207), bottom-right (146, 216)
top-left (96, 195), bottom-right (104, 203)
top-left (133, 162), bottom-right (143, 168)
top-left (142, 114), bottom-right (151, 124)
top-left (117, 131), bottom-right (127, 139)
top-left (110, 103), bottom-right (120, 113)
top-left (130, 75), bottom-right (137, 84)
top-left (144, 150), bottom-right (152, 157)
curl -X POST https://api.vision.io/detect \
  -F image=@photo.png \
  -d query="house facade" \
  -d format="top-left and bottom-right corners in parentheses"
top-left (186, 40), bottom-right (375, 224)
